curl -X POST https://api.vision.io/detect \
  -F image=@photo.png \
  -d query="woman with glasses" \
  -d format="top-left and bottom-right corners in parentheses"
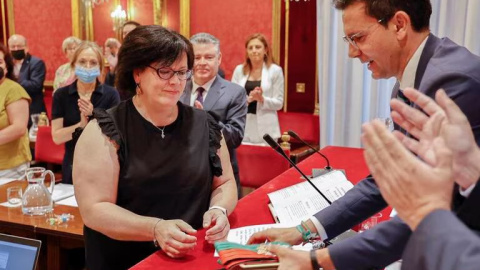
top-left (232, 33), bottom-right (284, 144)
top-left (72, 26), bottom-right (237, 270)
top-left (53, 36), bottom-right (82, 92)
top-left (52, 41), bottom-right (120, 184)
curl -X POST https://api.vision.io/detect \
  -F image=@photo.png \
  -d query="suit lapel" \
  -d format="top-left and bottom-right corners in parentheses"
top-left (203, 76), bottom-right (224, 110)
top-left (414, 34), bottom-right (440, 89)
top-left (180, 80), bottom-right (193, 105)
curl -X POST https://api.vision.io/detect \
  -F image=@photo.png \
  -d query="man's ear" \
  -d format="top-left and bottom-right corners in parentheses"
top-left (391, 11), bottom-right (411, 40)
top-left (217, 52), bottom-right (222, 66)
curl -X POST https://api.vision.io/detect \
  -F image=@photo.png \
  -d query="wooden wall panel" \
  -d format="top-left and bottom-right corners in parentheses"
top-left (285, 1), bottom-right (316, 113)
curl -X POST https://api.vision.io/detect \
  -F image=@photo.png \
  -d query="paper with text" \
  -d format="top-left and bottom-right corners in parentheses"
top-left (268, 170), bottom-right (353, 224)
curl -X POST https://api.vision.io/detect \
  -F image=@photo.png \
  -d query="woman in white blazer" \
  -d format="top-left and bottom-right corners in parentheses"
top-left (232, 34), bottom-right (284, 144)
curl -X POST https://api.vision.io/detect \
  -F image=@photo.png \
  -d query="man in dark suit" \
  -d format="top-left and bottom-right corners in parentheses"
top-left (179, 33), bottom-right (247, 197)
top-left (248, 0), bottom-right (480, 269)
top-left (8, 34), bottom-right (46, 119)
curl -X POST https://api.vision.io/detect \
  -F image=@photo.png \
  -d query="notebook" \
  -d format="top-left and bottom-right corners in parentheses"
top-left (0, 233), bottom-right (41, 270)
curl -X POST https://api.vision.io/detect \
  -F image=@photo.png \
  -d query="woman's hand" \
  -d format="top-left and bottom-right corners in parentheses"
top-left (249, 87), bottom-right (264, 103)
top-left (78, 97), bottom-right (94, 117)
top-left (154, 219), bottom-right (198, 258)
top-left (203, 208), bottom-right (230, 244)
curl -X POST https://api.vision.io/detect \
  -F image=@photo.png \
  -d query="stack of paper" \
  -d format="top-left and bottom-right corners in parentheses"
top-left (51, 183), bottom-right (75, 202)
top-left (268, 170), bottom-right (353, 224)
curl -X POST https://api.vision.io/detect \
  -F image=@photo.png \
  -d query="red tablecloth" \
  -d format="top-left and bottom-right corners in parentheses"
top-left (131, 146), bottom-right (386, 270)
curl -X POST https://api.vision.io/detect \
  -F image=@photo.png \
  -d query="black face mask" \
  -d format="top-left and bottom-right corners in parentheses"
top-left (0, 67), bottom-right (4, 80)
top-left (11, 49), bottom-right (26, 60)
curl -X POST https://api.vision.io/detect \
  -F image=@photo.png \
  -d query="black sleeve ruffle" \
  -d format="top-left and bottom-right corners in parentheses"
top-left (93, 109), bottom-right (122, 146)
top-left (92, 108), bottom-right (124, 163)
top-left (206, 111), bottom-right (223, 177)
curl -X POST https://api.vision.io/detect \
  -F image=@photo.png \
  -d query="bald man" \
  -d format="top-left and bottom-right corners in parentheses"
top-left (8, 34), bottom-right (46, 120)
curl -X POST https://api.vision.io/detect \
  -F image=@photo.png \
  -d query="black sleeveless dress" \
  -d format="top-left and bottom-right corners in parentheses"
top-left (83, 100), bottom-right (223, 270)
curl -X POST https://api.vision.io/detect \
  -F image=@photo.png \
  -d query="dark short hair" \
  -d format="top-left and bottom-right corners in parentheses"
top-left (115, 25), bottom-right (194, 94)
top-left (332, 0), bottom-right (432, 32)
top-left (0, 44), bottom-right (16, 81)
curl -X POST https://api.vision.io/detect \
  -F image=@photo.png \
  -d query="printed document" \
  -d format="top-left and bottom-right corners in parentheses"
top-left (268, 170), bottom-right (353, 224)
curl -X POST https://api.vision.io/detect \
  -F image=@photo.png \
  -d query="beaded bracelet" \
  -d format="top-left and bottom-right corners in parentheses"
top-left (296, 221), bottom-right (318, 241)
top-left (152, 218), bottom-right (163, 247)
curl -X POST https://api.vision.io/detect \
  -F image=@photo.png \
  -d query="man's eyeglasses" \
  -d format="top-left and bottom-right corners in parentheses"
top-left (148, 66), bottom-right (192, 81)
top-left (343, 19), bottom-right (384, 49)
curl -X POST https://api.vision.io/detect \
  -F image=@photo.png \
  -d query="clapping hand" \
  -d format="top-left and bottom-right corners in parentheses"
top-left (362, 118), bottom-right (454, 230)
top-left (249, 86), bottom-right (264, 103)
top-left (390, 88), bottom-right (480, 189)
top-left (194, 100), bottom-right (204, 110)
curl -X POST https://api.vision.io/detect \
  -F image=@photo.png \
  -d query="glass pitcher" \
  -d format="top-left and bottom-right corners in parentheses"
top-left (22, 167), bottom-right (55, 215)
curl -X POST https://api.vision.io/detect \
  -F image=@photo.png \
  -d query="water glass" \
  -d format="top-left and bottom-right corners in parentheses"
top-left (7, 187), bottom-right (23, 206)
top-left (359, 212), bottom-right (382, 232)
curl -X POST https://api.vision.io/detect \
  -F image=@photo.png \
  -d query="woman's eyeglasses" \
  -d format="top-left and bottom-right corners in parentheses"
top-left (148, 66), bottom-right (192, 81)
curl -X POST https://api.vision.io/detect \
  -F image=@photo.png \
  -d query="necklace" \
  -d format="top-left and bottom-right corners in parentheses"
top-left (133, 95), bottom-right (175, 139)
top-left (157, 126), bottom-right (166, 139)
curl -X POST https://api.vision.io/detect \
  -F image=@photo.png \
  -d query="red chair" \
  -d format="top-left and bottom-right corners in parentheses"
top-left (277, 111), bottom-right (319, 144)
top-left (278, 111), bottom-right (320, 163)
top-left (43, 89), bottom-right (53, 120)
top-left (35, 126), bottom-right (64, 165)
top-left (237, 144), bottom-right (290, 189)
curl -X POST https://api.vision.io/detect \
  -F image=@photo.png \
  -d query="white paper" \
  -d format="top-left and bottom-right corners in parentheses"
top-left (55, 196), bottom-right (78, 207)
top-left (51, 183), bottom-right (75, 202)
top-left (268, 170), bottom-right (354, 224)
top-left (0, 178), bottom-right (17, 186)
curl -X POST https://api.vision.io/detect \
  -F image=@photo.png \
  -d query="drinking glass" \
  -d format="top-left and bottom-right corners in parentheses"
top-left (7, 186), bottom-right (23, 206)
top-left (359, 212), bottom-right (382, 232)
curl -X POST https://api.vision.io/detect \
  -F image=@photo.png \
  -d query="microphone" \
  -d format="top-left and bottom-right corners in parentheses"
top-left (263, 134), bottom-right (332, 205)
top-left (287, 130), bottom-right (331, 170)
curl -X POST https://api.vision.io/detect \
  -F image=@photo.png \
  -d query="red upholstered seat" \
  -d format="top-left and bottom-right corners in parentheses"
top-left (35, 126), bottom-right (64, 165)
top-left (277, 111), bottom-right (319, 144)
top-left (237, 144), bottom-right (290, 188)
top-left (43, 89), bottom-right (53, 120)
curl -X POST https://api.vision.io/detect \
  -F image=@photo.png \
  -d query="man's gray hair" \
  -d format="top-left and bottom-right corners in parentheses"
top-left (190, 33), bottom-right (220, 54)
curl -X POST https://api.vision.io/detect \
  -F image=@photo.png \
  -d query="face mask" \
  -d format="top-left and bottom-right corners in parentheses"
top-left (75, 66), bottom-right (100, 83)
top-left (11, 49), bottom-right (26, 60)
top-left (0, 67), bottom-right (4, 80)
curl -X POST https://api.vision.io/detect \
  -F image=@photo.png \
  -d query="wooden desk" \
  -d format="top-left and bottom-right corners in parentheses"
top-left (0, 181), bottom-right (84, 270)
top-left (132, 146), bottom-right (386, 270)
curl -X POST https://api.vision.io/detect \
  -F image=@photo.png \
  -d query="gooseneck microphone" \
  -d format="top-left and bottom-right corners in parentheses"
top-left (287, 130), bottom-right (331, 170)
top-left (263, 134), bottom-right (332, 205)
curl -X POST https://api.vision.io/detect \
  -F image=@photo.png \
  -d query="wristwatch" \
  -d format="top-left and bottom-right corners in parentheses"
top-left (310, 249), bottom-right (323, 270)
top-left (208, 205), bottom-right (228, 216)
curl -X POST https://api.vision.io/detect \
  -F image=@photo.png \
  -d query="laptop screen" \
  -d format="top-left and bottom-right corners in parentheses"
top-left (0, 234), bottom-right (41, 270)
